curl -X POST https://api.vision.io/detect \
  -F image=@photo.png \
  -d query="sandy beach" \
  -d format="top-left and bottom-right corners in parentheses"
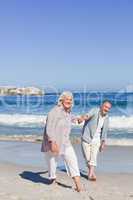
top-left (0, 141), bottom-right (133, 200)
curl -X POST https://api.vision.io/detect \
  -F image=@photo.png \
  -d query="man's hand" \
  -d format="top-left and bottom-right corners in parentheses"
top-left (77, 116), bottom-right (84, 124)
top-left (99, 141), bottom-right (106, 152)
top-left (77, 115), bottom-right (89, 124)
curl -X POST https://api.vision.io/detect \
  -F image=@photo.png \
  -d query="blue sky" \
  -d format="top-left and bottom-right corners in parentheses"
top-left (0, 0), bottom-right (133, 91)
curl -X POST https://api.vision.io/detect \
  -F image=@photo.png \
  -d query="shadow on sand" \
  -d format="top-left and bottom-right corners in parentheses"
top-left (19, 170), bottom-right (72, 189)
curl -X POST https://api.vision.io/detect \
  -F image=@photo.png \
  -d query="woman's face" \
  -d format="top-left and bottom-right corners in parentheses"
top-left (62, 96), bottom-right (73, 110)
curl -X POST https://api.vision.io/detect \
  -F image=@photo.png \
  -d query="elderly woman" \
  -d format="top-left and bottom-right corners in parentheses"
top-left (41, 91), bottom-right (82, 192)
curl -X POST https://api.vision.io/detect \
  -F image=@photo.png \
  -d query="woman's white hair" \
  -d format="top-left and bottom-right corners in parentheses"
top-left (57, 91), bottom-right (74, 108)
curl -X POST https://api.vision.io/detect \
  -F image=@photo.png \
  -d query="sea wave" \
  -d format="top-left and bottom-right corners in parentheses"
top-left (0, 114), bottom-right (45, 128)
top-left (0, 114), bottom-right (133, 130)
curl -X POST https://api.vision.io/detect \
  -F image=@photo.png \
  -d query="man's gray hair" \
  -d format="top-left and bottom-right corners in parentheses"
top-left (57, 91), bottom-right (74, 107)
top-left (102, 100), bottom-right (112, 106)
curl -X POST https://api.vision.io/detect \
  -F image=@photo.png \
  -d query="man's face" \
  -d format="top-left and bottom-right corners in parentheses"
top-left (101, 102), bottom-right (112, 116)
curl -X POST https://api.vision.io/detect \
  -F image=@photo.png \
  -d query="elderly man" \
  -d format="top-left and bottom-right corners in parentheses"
top-left (78, 100), bottom-right (112, 181)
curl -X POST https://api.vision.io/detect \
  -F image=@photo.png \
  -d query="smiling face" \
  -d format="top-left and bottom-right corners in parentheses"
top-left (62, 96), bottom-right (73, 111)
top-left (101, 101), bottom-right (112, 116)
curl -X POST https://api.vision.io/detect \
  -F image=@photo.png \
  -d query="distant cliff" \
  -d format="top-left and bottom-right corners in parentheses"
top-left (0, 86), bottom-right (44, 96)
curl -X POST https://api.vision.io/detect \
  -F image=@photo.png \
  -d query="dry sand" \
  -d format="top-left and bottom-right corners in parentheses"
top-left (0, 162), bottom-right (133, 200)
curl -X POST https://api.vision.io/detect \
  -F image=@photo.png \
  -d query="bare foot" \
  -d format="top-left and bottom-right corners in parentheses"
top-left (74, 185), bottom-right (86, 192)
top-left (88, 174), bottom-right (96, 181)
top-left (49, 178), bottom-right (56, 184)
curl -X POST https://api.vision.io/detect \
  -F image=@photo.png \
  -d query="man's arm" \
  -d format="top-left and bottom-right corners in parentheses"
top-left (99, 140), bottom-right (106, 152)
top-left (99, 117), bottom-right (109, 152)
top-left (77, 108), bottom-right (96, 124)
top-left (77, 114), bottom-right (91, 123)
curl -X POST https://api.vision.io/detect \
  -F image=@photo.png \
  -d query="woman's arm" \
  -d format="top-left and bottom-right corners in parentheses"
top-left (46, 108), bottom-right (58, 141)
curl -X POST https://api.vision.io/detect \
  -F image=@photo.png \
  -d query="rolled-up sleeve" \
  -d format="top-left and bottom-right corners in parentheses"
top-left (86, 108), bottom-right (96, 118)
top-left (71, 114), bottom-right (77, 123)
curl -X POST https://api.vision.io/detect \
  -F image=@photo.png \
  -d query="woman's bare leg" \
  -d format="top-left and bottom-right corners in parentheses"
top-left (73, 176), bottom-right (82, 192)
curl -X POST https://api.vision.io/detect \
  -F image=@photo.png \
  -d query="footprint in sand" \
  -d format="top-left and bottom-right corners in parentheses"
top-left (0, 192), bottom-right (7, 197)
top-left (0, 193), bottom-right (21, 200)
top-left (5, 194), bottom-right (21, 200)
top-left (10, 195), bottom-right (22, 200)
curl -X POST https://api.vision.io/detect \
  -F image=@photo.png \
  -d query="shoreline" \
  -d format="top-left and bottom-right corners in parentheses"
top-left (0, 135), bottom-right (133, 147)
top-left (0, 140), bottom-right (133, 173)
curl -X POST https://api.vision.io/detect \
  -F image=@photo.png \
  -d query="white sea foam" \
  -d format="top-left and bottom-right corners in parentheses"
top-left (109, 115), bottom-right (133, 130)
top-left (107, 138), bottom-right (133, 146)
top-left (0, 114), bottom-right (46, 127)
top-left (0, 114), bottom-right (133, 130)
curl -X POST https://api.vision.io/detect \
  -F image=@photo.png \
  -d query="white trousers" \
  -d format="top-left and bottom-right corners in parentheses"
top-left (45, 145), bottom-right (80, 179)
top-left (81, 141), bottom-right (100, 167)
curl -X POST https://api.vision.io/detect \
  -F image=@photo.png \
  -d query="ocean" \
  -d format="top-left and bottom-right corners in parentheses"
top-left (0, 92), bottom-right (133, 146)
